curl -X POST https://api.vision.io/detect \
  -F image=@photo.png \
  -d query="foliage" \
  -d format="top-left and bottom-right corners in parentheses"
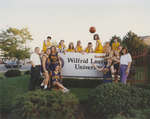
top-left (88, 83), bottom-right (150, 119)
top-left (112, 109), bottom-right (150, 119)
top-left (109, 35), bottom-right (122, 46)
top-left (0, 27), bottom-right (32, 63)
top-left (13, 89), bottom-right (79, 119)
top-left (122, 31), bottom-right (147, 54)
top-left (4, 70), bottom-right (21, 77)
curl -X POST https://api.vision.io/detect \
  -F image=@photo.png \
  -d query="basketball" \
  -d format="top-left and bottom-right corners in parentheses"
top-left (89, 26), bottom-right (96, 33)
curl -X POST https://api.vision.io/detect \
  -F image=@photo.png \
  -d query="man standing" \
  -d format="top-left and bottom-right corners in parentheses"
top-left (29, 47), bottom-right (41, 90)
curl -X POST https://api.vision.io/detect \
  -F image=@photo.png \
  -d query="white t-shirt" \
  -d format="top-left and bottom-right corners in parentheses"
top-left (120, 53), bottom-right (132, 65)
top-left (30, 53), bottom-right (41, 66)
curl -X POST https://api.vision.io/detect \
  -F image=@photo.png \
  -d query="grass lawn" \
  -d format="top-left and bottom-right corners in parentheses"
top-left (0, 74), bottom-right (91, 97)
top-left (71, 88), bottom-right (91, 101)
top-left (0, 75), bottom-right (30, 113)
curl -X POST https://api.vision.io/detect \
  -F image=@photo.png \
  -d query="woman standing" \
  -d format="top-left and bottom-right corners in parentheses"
top-left (120, 47), bottom-right (132, 84)
top-left (41, 48), bottom-right (51, 89)
top-left (49, 46), bottom-right (61, 71)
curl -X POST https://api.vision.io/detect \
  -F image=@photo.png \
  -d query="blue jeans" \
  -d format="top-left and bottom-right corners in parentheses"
top-left (120, 65), bottom-right (128, 84)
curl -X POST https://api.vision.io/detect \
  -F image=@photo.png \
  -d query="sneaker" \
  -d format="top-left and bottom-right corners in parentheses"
top-left (64, 88), bottom-right (69, 93)
top-left (41, 83), bottom-right (44, 87)
top-left (44, 85), bottom-right (47, 89)
top-left (112, 75), bottom-right (115, 80)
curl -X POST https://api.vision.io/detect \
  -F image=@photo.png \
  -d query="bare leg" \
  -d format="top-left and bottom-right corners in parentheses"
top-left (53, 82), bottom-right (65, 89)
top-left (44, 72), bottom-right (50, 85)
top-left (41, 72), bottom-right (50, 89)
top-left (53, 81), bottom-right (69, 93)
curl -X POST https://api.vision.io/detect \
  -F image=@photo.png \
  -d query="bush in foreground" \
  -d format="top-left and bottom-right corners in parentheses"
top-left (13, 90), bottom-right (79, 119)
top-left (112, 109), bottom-right (150, 119)
top-left (88, 83), bottom-right (150, 119)
top-left (4, 70), bottom-right (21, 77)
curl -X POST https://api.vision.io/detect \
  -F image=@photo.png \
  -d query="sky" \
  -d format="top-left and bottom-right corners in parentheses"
top-left (0, 0), bottom-right (150, 51)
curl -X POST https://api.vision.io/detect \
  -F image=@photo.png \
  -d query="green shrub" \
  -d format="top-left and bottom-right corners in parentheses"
top-left (112, 109), bottom-right (150, 119)
top-left (4, 70), bottom-right (21, 77)
top-left (88, 83), bottom-right (150, 119)
top-left (13, 90), bottom-right (79, 119)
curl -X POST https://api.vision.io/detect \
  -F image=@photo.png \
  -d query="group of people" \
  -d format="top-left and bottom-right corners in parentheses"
top-left (42, 34), bottom-right (103, 53)
top-left (29, 34), bottom-right (132, 91)
top-left (29, 45), bottom-right (69, 92)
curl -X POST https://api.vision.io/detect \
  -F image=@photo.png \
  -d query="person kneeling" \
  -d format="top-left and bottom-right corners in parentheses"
top-left (51, 65), bottom-right (69, 93)
top-left (92, 58), bottom-right (115, 82)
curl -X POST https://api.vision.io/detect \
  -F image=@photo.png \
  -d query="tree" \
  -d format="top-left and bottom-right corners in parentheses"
top-left (122, 31), bottom-right (147, 55)
top-left (109, 35), bottom-right (121, 46)
top-left (0, 27), bottom-right (33, 66)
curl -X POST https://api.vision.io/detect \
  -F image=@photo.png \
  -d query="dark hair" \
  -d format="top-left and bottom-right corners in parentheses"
top-left (93, 34), bottom-right (100, 40)
top-left (88, 42), bottom-right (92, 45)
top-left (68, 42), bottom-right (74, 49)
top-left (121, 47), bottom-right (128, 55)
top-left (47, 36), bottom-right (51, 39)
top-left (77, 40), bottom-right (81, 45)
top-left (50, 46), bottom-right (57, 54)
top-left (59, 40), bottom-right (64, 45)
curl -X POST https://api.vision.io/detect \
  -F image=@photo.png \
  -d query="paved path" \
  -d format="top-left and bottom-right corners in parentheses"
top-left (0, 64), bottom-right (31, 72)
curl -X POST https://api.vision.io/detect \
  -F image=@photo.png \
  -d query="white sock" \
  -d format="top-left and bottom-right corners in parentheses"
top-left (41, 83), bottom-right (44, 86)
top-left (64, 88), bottom-right (69, 92)
top-left (44, 85), bottom-right (47, 89)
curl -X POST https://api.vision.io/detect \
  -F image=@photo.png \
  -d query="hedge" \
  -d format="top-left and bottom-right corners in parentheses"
top-left (4, 70), bottom-right (21, 77)
top-left (88, 83), bottom-right (150, 119)
top-left (13, 89), bottom-right (79, 119)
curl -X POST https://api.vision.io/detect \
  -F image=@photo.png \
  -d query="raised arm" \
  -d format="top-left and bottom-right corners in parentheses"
top-left (126, 53), bottom-right (132, 76)
top-left (126, 62), bottom-right (131, 76)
